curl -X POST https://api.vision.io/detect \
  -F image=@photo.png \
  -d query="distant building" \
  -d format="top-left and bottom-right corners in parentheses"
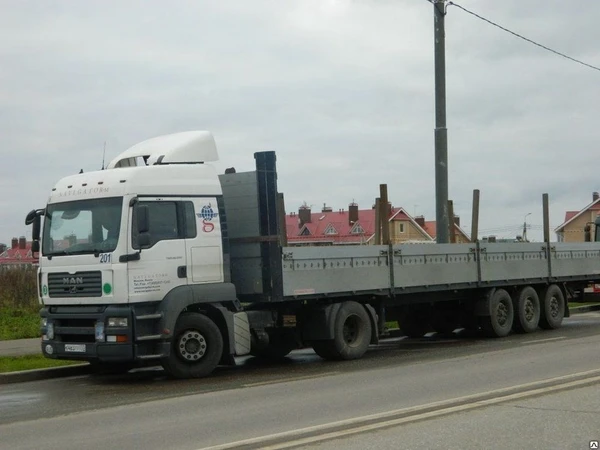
top-left (554, 192), bottom-right (600, 242)
top-left (0, 236), bottom-right (38, 268)
top-left (284, 203), bottom-right (470, 246)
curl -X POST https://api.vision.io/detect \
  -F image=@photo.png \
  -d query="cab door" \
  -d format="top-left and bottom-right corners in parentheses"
top-left (127, 198), bottom-right (188, 303)
top-left (186, 198), bottom-right (224, 284)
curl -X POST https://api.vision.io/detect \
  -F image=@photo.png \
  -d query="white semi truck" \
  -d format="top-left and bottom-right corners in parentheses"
top-left (25, 131), bottom-right (600, 378)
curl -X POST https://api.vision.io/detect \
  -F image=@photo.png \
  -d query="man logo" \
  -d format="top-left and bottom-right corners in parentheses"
top-left (590, 441), bottom-right (599, 449)
top-left (63, 277), bottom-right (84, 285)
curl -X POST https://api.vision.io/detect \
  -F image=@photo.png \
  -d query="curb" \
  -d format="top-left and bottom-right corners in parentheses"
top-left (0, 364), bottom-right (91, 385)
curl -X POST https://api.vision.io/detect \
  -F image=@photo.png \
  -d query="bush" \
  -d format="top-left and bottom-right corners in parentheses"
top-left (0, 266), bottom-right (39, 311)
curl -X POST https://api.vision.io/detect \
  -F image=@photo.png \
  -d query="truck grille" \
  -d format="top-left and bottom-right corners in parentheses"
top-left (48, 271), bottom-right (102, 298)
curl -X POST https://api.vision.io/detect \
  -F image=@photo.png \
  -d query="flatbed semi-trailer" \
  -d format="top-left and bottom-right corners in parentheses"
top-left (26, 131), bottom-right (600, 378)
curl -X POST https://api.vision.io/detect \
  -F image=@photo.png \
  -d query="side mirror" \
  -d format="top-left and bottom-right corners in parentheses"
top-left (138, 233), bottom-right (151, 249)
top-left (32, 215), bottom-right (41, 241)
top-left (137, 205), bottom-right (150, 234)
top-left (136, 204), bottom-right (151, 249)
top-left (25, 209), bottom-right (37, 225)
top-left (32, 241), bottom-right (40, 253)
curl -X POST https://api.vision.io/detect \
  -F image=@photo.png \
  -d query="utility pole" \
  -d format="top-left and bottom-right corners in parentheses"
top-left (434, 0), bottom-right (449, 243)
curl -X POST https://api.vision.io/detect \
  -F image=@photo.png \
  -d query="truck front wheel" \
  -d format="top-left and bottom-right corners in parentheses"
top-left (162, 313), bottom-right (223, 379)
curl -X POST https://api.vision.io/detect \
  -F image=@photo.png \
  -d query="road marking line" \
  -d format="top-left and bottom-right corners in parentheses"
top-left (263, 375), bottom-right (600, 450)
top-left (243, 372), bottom-right (339, 388)
top-left (520, 336), bottom-right (566, 345)
top-left (200, 368), bottom-right (600, 450)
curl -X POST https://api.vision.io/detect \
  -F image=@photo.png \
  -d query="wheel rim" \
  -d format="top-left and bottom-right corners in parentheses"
top-left (343, 315), bottom-right (360, 345)
top-left (524, 298), bottom-right (535, 322)
top-left (178, 330), bottom-right (207, 362)
top-left (549, 296), bottom-right (560, 318)
top-left (497, 301), bottom-right (509, 326)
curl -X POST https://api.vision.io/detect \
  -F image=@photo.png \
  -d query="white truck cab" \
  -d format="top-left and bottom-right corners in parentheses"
top-left (29, 131), bottom-right (252, 377)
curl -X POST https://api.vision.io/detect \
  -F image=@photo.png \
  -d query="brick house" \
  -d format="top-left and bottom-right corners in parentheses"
top-left (554, 192), bottom-right (600, 242)
top-left (285, 203), bottom-right (470, 246)
top-left (0, 236), bottom-right (38, 268)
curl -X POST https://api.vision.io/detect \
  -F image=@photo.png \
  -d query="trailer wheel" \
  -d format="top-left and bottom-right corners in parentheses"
top-left (481, 289), bottom-right (514, 338)
top-left (513, 286), bottom-right (540, 333)
top-left (312, 301), bottom-right (371, 360)
top-left (539, 285), bottom-right (565, 330)
top-left (397, 306), bottom-right (430, 338)
top-left (311, 341), bottom-right (337, 360)
top-left (162, 313), bottom-right (223, 379)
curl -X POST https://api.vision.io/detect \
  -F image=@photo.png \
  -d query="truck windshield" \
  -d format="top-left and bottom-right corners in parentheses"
top-left (42, 197), bottom-right (123, 256)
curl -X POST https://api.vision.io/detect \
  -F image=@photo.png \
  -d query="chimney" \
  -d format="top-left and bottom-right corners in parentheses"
top-left (298, 205), bottom-right (312, 228)
top-left (11, 237), bottom-right (18, 249)
top-left (415, 216), bottom-right (426, 227)
top-left (0, 243), bottom-right (6, 254)
top-left (18, 236), bottom-right (26, 249)
top-left (387, 202), bottom-right (393, 218)
top-left (594, 192), bottom-right (599, 202)
top-left (322, 203), bottom-right (333, 213)
top-left (349, 202), bottom-right (359, 225)
top-left (454, 215), bottom-right (460, 227)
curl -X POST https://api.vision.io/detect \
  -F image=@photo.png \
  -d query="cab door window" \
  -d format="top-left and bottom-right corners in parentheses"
top-left (132, 201), bottom-right (195, 249)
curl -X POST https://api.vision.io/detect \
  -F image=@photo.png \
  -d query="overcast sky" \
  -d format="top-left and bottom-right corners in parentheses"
top-left (1, 0), bottom-right (598, 243)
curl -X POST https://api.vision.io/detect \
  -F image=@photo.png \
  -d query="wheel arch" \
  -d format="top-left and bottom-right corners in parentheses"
top-left (156, 283), bottom-right (239, 364)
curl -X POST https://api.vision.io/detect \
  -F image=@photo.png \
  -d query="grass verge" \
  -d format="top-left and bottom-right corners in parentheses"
top-left (0, 355), bottom-right (80, 373)
top-left (569, 302), bottom-right (600, 308)
top-left (0, 308), bottom-right (40, 340)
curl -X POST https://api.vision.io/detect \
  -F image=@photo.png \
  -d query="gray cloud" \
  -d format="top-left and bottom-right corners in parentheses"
top-left (1, 0), bottom-right (599, 243)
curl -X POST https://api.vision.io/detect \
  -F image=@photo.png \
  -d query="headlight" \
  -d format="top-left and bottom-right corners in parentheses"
top-left (107, 317), bottom-right (128, 327)
top-left (41, 318), bottom-right (47, 327)
top-left (47, 322), bottom-right (54, 340)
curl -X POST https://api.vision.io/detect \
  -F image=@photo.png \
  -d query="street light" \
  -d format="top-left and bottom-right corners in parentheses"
top-left (523, 213), bottom-right (532, 242)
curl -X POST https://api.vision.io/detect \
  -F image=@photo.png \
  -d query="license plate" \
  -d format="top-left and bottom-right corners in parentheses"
top-left (64, 344), bottom-right (86, 353)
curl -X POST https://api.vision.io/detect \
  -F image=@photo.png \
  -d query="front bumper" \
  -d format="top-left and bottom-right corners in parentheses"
top-left (42, 340), bottom-right (134, 362)
top-left (41, 304), bottom-right (135, 363)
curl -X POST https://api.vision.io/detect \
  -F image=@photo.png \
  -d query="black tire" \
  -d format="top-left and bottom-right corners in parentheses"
top-left (481, 289), bottom-right (514, 338)
top-left (311, 340), bottom-right (338, 360)
top-left (251, 330), bottom-right (297, 359)
top-left (512, 286), bottom-right (540, 333)
top-left (539, 284), bottom-right (565, 330)
top-left (431, 309), bottom-right (461, 335)
top-left (312, 301), bottom-right (372, 361)
top-left (397, 306), bottom-right (430, 338)
top-left (162, 313), bottom-right (223, 379)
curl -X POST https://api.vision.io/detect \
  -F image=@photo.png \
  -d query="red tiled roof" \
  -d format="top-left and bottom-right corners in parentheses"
top-left (284, 207), bottom-right (444, 244)
top-left (285, 208), bottom-right (383, 245)
top-left (423, 220), bottom-right (469, 240)
top-left (0, 242), bottom-right (38, 265)
top-left (564, 211), bottom-right (578, 222)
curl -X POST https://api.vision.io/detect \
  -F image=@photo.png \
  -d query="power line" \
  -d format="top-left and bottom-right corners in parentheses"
top-left (448, 1), bottom-right (600, 73)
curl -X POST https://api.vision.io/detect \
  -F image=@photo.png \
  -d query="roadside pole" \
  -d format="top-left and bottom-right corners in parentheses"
top-left (434, 0), bottom-right (450, 243)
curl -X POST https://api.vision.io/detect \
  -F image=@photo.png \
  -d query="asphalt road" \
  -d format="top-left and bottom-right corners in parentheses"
top-left (2, 312), bottom-right (600, 450)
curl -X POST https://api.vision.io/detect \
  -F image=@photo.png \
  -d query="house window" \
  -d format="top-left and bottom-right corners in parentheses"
top-left (350, 223), bottom-right (365, 234)
top-left (399, 223), bottom-right (405, 233)
top-left (300, 227), bottom-right (311, 236)
top-left (324, 224), bottom-right (338, 235)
